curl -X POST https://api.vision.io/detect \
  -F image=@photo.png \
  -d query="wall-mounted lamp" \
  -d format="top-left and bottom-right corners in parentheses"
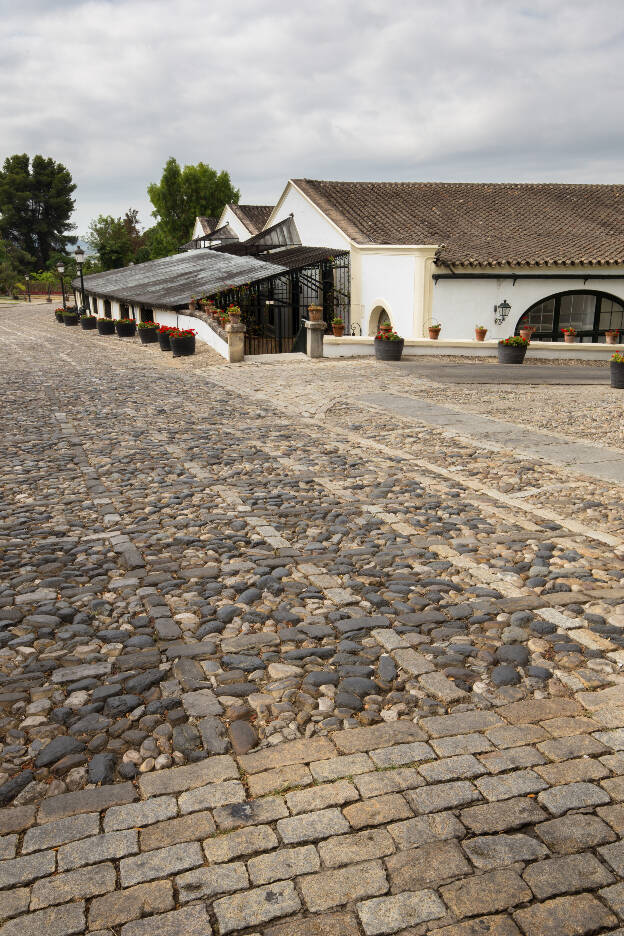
top-left (494, 299), bottom-right (511, 325)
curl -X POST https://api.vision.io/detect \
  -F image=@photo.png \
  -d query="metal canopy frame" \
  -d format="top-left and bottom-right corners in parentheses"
top-left (209, 250), bottom-right (351, 354)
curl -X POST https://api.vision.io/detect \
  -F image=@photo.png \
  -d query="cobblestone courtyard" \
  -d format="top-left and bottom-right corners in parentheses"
top-left (5, 304), bottom-right (624, 934)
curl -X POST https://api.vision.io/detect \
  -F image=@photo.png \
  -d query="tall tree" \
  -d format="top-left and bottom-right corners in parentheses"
top-left (0, 154), bottom-right (76, 267)
top-left (87, 209), bottom-right (146, 270)
top-left (147, 158), bottom-right (239, 250)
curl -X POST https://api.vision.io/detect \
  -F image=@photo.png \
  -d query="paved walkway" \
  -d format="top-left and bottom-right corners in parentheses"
top-left (391, 361), bottom-right (611, 385)
top-left (3, 305), bottom-right (624, 935)
top-left (361, 392), bottom-right (624, 483)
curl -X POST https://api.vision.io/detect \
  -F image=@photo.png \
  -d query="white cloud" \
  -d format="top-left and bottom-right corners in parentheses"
top-left (2, 0), bottom-right (624, 234)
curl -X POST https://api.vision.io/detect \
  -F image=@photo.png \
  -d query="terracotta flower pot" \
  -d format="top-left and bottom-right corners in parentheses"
top-left (563, 333), bottom-right (576, 343)
top-left (606, 332), bottom-right (620, 345)
top-left (428, 327), bottom-right (441, 340)
top-left (519, 328), bottom-right (534, 341)
top-left (332, 324), bottom-right (345, 337)
top-left (475, 329), bottom-right (487, 342)
top-left (307, 304), bottom-right (323, 322)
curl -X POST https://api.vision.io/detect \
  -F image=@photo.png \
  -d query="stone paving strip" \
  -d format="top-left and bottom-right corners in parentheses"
top-left (6, 307), bottom-right (624, 932)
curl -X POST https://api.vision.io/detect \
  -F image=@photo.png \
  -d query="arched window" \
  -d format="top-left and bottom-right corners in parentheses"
top-left (369, 306), bottom-right (391, 336)
top-left (516, 290), bottom-right (624, 342)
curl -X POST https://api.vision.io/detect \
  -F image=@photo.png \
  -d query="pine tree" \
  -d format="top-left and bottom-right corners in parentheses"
top-left (0, 154), bottom-right (76, 267)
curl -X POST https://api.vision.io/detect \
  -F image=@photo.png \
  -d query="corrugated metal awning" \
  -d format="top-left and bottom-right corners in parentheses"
top-left (72, 249), bottom-right (286, 309)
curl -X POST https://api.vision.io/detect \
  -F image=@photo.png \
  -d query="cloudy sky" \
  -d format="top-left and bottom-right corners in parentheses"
top-left (2, 0), bottom-right (624, 235)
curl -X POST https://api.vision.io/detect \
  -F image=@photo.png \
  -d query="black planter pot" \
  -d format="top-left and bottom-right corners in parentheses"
top-left (80, 316), bottom-right (97, 330)
top-left (158, 331), bottom-right (172, 351)
top-left (62, 313), bottom-right (79, 326)
top-left (138, 328), bottom-right (158, 344)
top-left (54, 311), bottom-right (64, 323)
top-left (115, 320), bottom-right (137, 338)
top-left (97, 318), bottom-right (116, 335)
top-left (498, 343), bottom-right (527, 364)
top-left (170, 334), bottom-right (196, 357)
top-left (374, 337), bottom-right (404, 361)
top-left (611, 361), bottom-right (624, 388)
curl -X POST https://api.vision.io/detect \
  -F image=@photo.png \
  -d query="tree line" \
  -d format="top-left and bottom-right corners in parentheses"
top-left (0, 154), bottom-right (240, 294)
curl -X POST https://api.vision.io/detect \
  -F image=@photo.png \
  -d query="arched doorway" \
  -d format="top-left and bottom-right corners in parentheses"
top-left (369, 305), bottom-right (392, 336)
top-left (516, 290), bottom-right (624, 342)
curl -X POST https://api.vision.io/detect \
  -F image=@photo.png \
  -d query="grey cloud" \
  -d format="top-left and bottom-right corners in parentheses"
top-left (1, 0), bottom-right (624, 234)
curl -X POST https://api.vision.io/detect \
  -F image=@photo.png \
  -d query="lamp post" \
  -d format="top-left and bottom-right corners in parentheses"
top-left (57, 262), bottom-right (66, 310)
top-left (25, 274), bottom-right (31, 303)
top-left (75, 246), bottom-right (87, 313)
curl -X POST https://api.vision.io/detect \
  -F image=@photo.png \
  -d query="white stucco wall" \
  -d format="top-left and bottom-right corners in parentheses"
top-left (191, 218), bottom-right (205, 239)
top-left (269, 186), bottom-right (350, 251)
top-left (430, 268), bottom-right (624, 340)
top-left (354, 249), bottom-right (438, 339)
top-left (219, 206), bottom-right (255, 242)
top-left (156, 309), bottom-right (229, 359)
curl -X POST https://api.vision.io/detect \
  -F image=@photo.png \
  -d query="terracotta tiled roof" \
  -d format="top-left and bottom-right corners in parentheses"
top-left (229, 204), bottom-right (274, 235)
top-left (292, 179), bottom-right (624, 267)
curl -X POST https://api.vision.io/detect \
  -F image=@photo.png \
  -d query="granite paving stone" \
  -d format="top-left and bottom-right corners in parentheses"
top-left (513, 893), bottom-right (617, 935)
top-left (88, 880), bottom-right (175, 929)
top-left (213, 881), bottom-right (300, 934)
top-left (120, 903), bottom-right (213, 936)
top-left (298, 859), bottom-right (388, 912)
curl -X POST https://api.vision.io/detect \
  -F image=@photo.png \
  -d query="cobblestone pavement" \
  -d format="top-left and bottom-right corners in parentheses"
top-left (4, 305), bottom-right (624, 933)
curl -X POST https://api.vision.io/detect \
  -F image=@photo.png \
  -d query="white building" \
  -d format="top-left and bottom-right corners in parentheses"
top-left (264, 180), bottom-right (624, 343)
top-left (79, 181), bottom-right (624, 351)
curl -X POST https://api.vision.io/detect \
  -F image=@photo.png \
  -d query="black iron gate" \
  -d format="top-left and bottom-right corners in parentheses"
top-left (213, 251), bottom-right (351, 355)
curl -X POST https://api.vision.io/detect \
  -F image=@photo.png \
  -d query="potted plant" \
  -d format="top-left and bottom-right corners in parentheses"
top-left (498, 335), bottom-right (529, 364)
top-left (80, 313), bottom-right (97, 330)
top-left (611, 352), bottom-right (624, 388)
top-left (137, 321), bottom-right (159, 344)
top-left (115, 318), bottom-right (137, 338)
top-left (54, 307), bottom-right (65, 323)
top-left (307, 304), bottom-right (323, 322)
top-left (170, 327), bottom-right (196, 357)
top-left (227, 304), bottom-right (242, 325)
top-left (158, 325), bottom-right (174, 351)
top-left (519, 324), bottom-right (535, 341)
top-left (374, 328), bottom-right (404, 361)
top-left (97, 317), bottom-right (116, 335)
top-left (428, 323), bottom-right (442, 340)
top-left (332, 316), bottom-right (345, 337)
top-left (475, 325), bottom-right (488, 342)
top-left (62, 308), bottom-right (79, 326)
top-left (605, 329), bottom-right (620, 345)
top-left (561, 327), bottom-right (577, 343)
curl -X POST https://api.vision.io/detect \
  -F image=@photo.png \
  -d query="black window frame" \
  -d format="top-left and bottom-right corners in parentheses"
top-left (515, 289), bottom-right (624, 342)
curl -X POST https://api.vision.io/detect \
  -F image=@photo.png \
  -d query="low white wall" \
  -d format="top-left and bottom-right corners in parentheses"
top-left (324, 337), bottom-right (620, 361)
top-left (155, 309), bottom-right (229, 360)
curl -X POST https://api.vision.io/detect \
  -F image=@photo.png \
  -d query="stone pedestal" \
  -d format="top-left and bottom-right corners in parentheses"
top-left (305, 319), bottom-right (325, 358)
top-left (226, 322), bottom-right (245, 363)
